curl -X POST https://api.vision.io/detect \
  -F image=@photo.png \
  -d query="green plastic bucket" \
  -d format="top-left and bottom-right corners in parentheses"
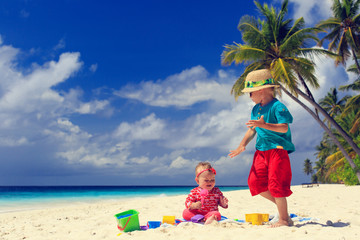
top-left (114, 209), bottom-right (140, 232)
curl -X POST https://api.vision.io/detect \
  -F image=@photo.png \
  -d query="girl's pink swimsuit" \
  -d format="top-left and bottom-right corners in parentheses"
top-left (183, 187), bottom-right (227, 221)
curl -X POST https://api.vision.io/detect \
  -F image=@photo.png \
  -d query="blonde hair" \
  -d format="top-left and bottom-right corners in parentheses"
top-left (195, 162), bottom-right (212, 176)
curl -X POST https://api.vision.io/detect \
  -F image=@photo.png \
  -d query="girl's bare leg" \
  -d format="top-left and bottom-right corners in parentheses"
top-left (204, 215), bottom-right (217, 225)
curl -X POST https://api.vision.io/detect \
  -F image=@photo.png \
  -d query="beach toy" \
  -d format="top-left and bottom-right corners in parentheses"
top-left (191, 214), bottom-right (205, 223)
top-left (175, 219), bottom-right (183, 225)
top-left (114, 209), bottom-right (140, 232)
top-left (234, 219), bottom-right (246, 223)
top-left (220, 216), bottom-right (227, 221)
top-left (147, 221), bottom-right (162, 229)
top-left (140, 225), bottom-right (149, 230)
top-left (162, 216), bottom-right (176, 225)
top-left (200, 188), bottom-right (208, 205)
top-left (245, 213), bottom-right (269, 225)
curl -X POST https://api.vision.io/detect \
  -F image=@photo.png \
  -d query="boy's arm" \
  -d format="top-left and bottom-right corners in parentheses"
top-left (246, 115), bottom-right (288, 133)
top-left (228, 128), bottom-right (256, 158)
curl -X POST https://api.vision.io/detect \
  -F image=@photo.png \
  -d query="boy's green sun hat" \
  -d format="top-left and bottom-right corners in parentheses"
top-left (242, 69), bottom-right (279, 93)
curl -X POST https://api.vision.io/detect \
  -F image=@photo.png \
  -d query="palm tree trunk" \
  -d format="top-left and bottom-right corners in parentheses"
top-left (294, 88), bottom-right (360, 158)
top-left (351, 49), bottom-right (360, 73)
top-left (280, 86), bottom-right (360, 182)
top-left (297, 73), bottom-right (319, 117)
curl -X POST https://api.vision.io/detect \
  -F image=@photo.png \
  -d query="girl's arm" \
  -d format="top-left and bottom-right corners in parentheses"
top-left (219, 196), bottom-right (228, 208)
top-left (185, 190), bottom-right (201, 210)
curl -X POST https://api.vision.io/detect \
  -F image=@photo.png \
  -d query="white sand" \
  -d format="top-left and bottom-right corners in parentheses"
top-left (1, 184), bottom-right (359, 240)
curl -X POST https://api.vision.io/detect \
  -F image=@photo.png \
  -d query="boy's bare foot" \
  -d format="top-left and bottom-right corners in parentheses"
top-left (269, 217), bottom-right (293, 228)
top-left (269, 219), bottom-right (289, 228)
top-left (204, 215), bottom-right (217, 225)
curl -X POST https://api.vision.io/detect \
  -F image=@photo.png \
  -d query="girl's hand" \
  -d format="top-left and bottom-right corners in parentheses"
top-left (220, 196), bottom-right (228, 208)
top-left (190, 201), bottom-right (202, 210)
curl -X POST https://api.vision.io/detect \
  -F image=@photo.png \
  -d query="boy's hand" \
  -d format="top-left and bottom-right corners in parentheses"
top-left (190, 201), bottom-right (202, 210)
top-left (220, 196), bottom-right (228, 208)
top-left (246, 115), bottom-right (265, 129)
top-left (228, 146), bottom-right (245, 158)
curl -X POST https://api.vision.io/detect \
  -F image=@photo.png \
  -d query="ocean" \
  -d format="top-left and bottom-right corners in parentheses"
top-left (0, 185), bottom-right (248, 213)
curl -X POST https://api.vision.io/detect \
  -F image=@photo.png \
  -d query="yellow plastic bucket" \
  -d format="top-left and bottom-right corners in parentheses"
top-left (162, 216), bottom-right (176, 225)
top-left (114, 209), bottom-right (140, 232)
top-left (245, 213), bottom-right (269, 225)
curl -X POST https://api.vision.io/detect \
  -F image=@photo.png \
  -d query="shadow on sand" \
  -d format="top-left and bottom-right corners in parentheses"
top-left (295, 221), bottom-right (350, 228)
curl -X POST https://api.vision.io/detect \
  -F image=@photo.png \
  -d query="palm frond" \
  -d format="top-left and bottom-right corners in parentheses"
top-left (316, 18), bottom-right (342, 30)
top-left (221, 44), bottom-right (267, 65)
top-left (339, 78), bottom-right (360, 91)
top-left (345, 64), bottom-right (360, 74)
top-left (349, 117), bottom-right (360, 134)
top-left (271, 59), bottom-right (298, 95)
top-left (325, 150), bottom-right (344, 165)
top-left (299, 47), bottom-right (339, 60)
top-left (342, 95), bottom-right (360, 115)
top-left (238, 15), bottom-right (270, 48)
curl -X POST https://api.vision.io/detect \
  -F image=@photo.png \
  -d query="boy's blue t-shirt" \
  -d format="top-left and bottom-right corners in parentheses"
top-left (251, 98), bottom-right (295, 153)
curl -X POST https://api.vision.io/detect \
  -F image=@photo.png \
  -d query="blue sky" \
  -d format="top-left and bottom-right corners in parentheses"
top-left (0, 0), bottom-right (353, 186)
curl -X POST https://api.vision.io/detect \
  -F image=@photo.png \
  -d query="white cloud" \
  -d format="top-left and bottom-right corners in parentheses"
top-left (0, 52), bottom-right (82, 113)
top-left (164, 103), bottom-right (251, 150)
top-left (288, 0), bottom-right (332, 25)
top-left (76, 100), bottom-right (109, 114)
top-left (0, 136), bottom-right (29, 147)
top-left (149, 154), bottom-right (195, 176)
top-left (0, 42), bottom-right (112, 150)
top-left (45, 118), bottom-right (132, 167)
top-left (89, 63), bottom-right (98, 72)
top-left (54, 38), bottom-right (66, 50)
top-left (130, 156), bottom-right (150, 164)
top-left (113, 113), bottom-right (166, 141)
top-left (169, 156), bottom-right (193, 169)
top-left (115, 65), bottom-right (234, 108)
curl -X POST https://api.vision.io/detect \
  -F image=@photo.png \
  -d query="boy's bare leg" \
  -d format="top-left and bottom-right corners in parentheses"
top-left (260, 190), bottom-right (275, 203)
top-left (271, 197), bottom-right (290, 227)
top-left (260, 191), bottom-right (290, 227)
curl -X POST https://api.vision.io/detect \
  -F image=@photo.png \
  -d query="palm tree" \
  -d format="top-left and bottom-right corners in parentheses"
top-left (221, 0), bottom-right (360, 182)
top-left (346, 58), bottom-right (360, 74)
top-left (314, 140), bottom-right (334, 183)
top-left (340, 79), bottom-right (360, 133)
top-left (303, 158), bottom-right (314, 181)
top-left (317, 0), bottom-right (360, 72)
top-left (325, 148), bottom-right (346, 181)
top-left (319, 88), bottom-right (349, 127)
top-left (314, 157), bottom-right (329, 183)
top-left (324, 111), bottom-right (359, 182)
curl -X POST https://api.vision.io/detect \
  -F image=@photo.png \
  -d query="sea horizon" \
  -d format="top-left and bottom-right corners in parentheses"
top-left (0, 185), bottom-right (248, 213)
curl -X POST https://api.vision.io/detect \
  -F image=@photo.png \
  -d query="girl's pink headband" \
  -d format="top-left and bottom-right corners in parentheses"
top-left (196, 168), bottom-right (216, 178)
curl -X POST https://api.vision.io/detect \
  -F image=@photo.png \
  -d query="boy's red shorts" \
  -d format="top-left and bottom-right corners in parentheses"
top-left (248, 149), bottom-right (292, 198)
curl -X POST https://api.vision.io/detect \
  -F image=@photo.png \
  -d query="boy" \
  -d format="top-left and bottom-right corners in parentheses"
top-left (229, 69), bottom-right (295, 227)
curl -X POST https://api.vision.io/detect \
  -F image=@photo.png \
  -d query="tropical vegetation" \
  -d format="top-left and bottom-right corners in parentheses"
top-left (222, 0), bottom-right (360, 185)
